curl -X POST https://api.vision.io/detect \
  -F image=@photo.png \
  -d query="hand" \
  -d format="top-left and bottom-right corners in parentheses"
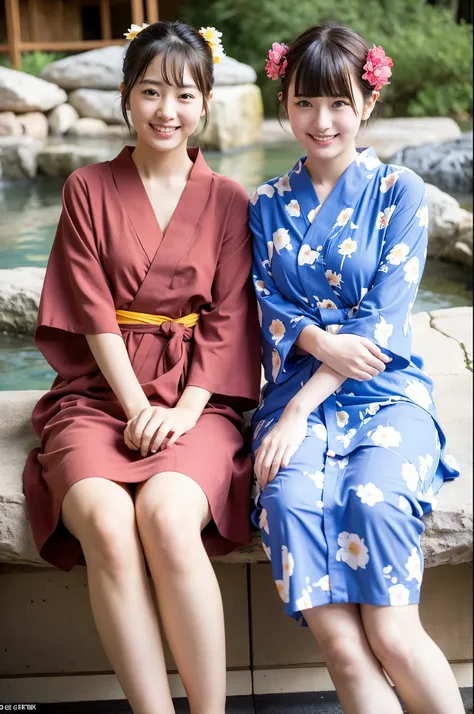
top-left (124, 406), bottom-right (199, 457)
top-left (254, 407), bottom-right (308, 490)
top-left (315, 332), bottom-right (391, 381)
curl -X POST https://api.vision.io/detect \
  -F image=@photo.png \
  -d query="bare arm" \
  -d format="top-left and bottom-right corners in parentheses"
top-left (86, 332), bottom-right (149, 420)
top-left (285, 363), bottom-right (346, 419)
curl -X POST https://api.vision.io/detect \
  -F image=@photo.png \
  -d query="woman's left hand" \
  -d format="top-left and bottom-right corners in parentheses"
top-left (124, 406), bottom-right (199, 457)
top-left (254, 408), bottom-right (308, 490)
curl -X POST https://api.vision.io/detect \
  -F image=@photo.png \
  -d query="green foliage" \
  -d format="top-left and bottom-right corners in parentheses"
top-left (180, 0), bottom-right (472, 118)
top-left (0, 51), bottom-right (67, 77)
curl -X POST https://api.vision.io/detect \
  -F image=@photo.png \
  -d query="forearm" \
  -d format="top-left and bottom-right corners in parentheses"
top-left (86, 332), bottom-right (149, 419)
top-left (285, 363), bottom-right (346, 418)
top-left (177, 385), bottom-right (212, 419)
top-left (296, 324), bottom-right (330, 359)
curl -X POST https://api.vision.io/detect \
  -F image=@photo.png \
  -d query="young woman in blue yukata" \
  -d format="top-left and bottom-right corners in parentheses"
top-left (250, 23), bottom-right (463, 714)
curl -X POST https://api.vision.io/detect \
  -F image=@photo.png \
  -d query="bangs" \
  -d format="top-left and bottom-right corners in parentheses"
top-left (293, 43), bottom-right (357, 110)
top-left (138, 42), bottom-right (207, 93)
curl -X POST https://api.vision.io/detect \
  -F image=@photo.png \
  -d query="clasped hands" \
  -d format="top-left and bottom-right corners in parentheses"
top-left (124, 405), bottom-right (198, 457)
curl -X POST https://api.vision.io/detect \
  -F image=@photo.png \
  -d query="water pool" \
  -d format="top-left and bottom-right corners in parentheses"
top-left (0, 140), bottom-right (472, 390)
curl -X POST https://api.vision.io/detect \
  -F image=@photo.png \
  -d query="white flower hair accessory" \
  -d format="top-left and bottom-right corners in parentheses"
top-left (199, 27), bottom-right (225, 64)
top-left (124, 23), bottom-right (149, 41)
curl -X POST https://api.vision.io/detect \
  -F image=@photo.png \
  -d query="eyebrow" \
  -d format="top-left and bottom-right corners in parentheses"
top-left (140, 79), bottom-right (197, 89)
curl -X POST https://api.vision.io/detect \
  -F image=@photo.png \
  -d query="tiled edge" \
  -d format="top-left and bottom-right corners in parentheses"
top-left (0, 670), bottom-right (252, 703)
top-left (253, 662), bottom-right (473, 696)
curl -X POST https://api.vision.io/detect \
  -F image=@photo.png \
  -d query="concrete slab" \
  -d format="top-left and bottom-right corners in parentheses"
top-left (431, 306), bottom-right (473, 365)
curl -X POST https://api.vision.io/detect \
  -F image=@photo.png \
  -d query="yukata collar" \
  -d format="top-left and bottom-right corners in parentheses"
top-left (287, 147), bottom-right (382, 231)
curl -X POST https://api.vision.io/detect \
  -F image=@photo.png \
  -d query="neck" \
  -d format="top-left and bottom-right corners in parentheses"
top-left (305, 144), bottom-right (359, 191)
top-left (131, 138), bottom-right (194, 181)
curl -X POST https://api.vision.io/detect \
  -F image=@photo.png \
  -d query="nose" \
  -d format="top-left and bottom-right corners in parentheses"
top-left (156, 95), bottom-right (176, 121)
top-left (311, 105), bottom-right (333, 133)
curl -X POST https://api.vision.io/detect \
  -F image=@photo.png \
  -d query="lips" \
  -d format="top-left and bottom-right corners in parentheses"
top-left (150, 125), bottom-right (180, 135)
top-left (310, 134), bottom-right (338, 143)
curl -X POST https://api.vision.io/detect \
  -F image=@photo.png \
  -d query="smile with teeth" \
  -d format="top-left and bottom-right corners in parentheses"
top-left (311, 134), bottom-right (337, 142)
top-left (151, 125), bottom-right (179, 133)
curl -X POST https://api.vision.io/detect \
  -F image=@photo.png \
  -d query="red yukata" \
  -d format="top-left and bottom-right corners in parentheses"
top-left (23, 146), bottom-right (261, 571)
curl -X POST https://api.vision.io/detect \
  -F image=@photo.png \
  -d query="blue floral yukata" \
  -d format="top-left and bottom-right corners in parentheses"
top-left (249, 147), bottom-right (460, 620)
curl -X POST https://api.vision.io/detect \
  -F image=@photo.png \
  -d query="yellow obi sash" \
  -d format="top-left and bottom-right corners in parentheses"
top-left (116, 309), bottom-right (200, 328)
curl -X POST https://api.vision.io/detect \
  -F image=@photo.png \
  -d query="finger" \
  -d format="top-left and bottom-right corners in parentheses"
top-left (355, 370), bottom-right (374, 381)
top-left (165, 429), bottom-right (184, 448)
top-left (149, 423), bottom-right (173, 454)
top-left (363, 339), bottom-right (392, 362)
top-left (140, 415), bottom-right (166, 456)
top-left (281, 444), bottom-right (296, 469)
top-left (124, 430), bottom-right (139, 451)
top-left (130, 410), bottom-right (154, 446)
top-left (364, 354), bottom-right (386, 372)
top-left (268, 447), bottom-right (285, 483)
top-left (261, 443), bottom-right (279, 486)
top-left (254, 444), bottom-right (266, 486)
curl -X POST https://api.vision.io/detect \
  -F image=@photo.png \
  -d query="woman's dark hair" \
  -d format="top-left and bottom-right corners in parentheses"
top-left (279, 24), bottom-right (375, 119)
top-left (121, 20), bottom-right (214, 131)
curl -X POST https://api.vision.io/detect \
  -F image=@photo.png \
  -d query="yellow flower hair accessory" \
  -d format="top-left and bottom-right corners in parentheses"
top-left (124, 23), bottom-right (149, 41)
top-left (199, 27), bottom-right (225, 64)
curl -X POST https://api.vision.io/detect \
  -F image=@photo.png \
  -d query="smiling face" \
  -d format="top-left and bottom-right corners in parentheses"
top-left (125, 53), bottom-right (206, 153)
top-left (284, 74), bottom-right (377, 165)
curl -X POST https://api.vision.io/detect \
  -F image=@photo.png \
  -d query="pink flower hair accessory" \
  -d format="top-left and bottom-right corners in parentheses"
top-left (265, 42), bottom-right (289, 80)
top-left (362, 45), bottom-right (393, 92)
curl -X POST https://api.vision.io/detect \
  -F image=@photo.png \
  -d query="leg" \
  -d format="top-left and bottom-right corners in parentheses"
top-left (304, 604), bottom-right (403, 714)
top-left (135, 472), bottom-right (225, 714)
top-left (361, 604), bottom-right (465, 714)
top-left (61, 478), bottom-right (175, 714)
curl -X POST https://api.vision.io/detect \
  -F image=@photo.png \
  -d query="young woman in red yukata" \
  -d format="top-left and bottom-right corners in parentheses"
top-left (23, 21), bottom-right (261, 714)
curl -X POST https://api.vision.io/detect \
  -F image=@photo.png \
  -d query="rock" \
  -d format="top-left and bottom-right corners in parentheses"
top-left (197, 84), bottom-right (263, 151)
top-left (16, 111), bottom-right (49, 140)
top-left (37, 144), bottom-right (116, 178)
top-left (0, 66), bottom-right (67, 113)
top-left (0, 136), bottom-right (42, 179)
top-left (390, 132), bottom-right (473, 195)
top-left (47, 104), bottom-right (79, 136)
top-left (213, 55), bottom-right (257, 85)
top-left (0, 268), bottom-right (45, 335)
top-left (68, 88), bottom-right (125, 125)
top-left (0, 307), bottom-right (471, 568)
top-left (67, 117), bottom-right (109, 136)
top-left (41, 45), bottom-right (126, 90)
top-left (425, 184), bottom-right (473, 267)
top-left (0, 111), bottom-right (22, 137)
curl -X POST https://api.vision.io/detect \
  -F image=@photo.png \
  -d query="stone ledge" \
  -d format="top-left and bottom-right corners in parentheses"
top-left (0, 308), bottom-right (472, 570)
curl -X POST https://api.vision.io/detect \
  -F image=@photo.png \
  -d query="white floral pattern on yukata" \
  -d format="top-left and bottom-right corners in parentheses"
top-left (249, 147), bottom-right (460, 621)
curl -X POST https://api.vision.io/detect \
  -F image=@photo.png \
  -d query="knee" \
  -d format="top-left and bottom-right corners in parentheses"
top-left (79, 506), bottom-right (138, 572)
top-left (322, 633), bottom-right (368, 682)
top-left (365, 618), bottom-right (417, 671)
top-left (261, 476), bottom-right (305, 524)
top-left (135, 498), bottom-right (202, 566)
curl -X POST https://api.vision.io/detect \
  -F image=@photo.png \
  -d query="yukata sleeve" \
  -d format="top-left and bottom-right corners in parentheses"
top-left (186, 185), bottom-right (261, 413)
top-left (250, 198), bottom-right (315, 384)
top-left (35, 171), bottom-right (121, 378)
top-left (337, 171), bottom-right (428, 370)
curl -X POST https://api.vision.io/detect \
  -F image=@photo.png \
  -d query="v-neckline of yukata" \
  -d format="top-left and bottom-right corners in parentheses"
top-left (110, 145), bottom-right (213, 265)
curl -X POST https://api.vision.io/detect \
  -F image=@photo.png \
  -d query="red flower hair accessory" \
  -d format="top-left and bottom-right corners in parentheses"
top-left (265, 42), bottom-right (289, 80)
top-left (362, 45), bottom-right (393, 92)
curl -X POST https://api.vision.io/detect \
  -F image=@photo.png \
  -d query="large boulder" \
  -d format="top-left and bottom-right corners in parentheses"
top-left (41, 45), bottom-right (126, 91)
top-left (213, 55), bottom-right (257, 85)
top-left (198, 84), bottom-right (263, 151)
top-left (37, 144), bottom-right (117, 178)
top-left (68, 88), bottom-right (125, 125)
top-left (0, 66), bottom-right (67, 113)
top-left (47, 104), bottom-right (80, 136)
top-left (0, 268), bottom-right (45, 335)
top-left (0, 136), bottom-right (42, 179)
top-left (0, 112), bottom-right (22, 137)
top-left (17, 112), bottom-right (49, 140)
top-left (426, 183), bottom-right (473, 267)
top-left (390, 132), bottom-right (473, 195)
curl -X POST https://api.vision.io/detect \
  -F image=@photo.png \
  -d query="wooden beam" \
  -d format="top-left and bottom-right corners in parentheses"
top-left (19, 39), bottom-right (126, 51)
top-left (27, 0), bottom-right (39, 43)
top-left (100, 0), bottom-right (112, 40)
top-left (146, 0), bottom-right (159, 23)
top-left (131, 0), bottom-right (144, 26)
top-left (5, 0), bottom-right (22, 68)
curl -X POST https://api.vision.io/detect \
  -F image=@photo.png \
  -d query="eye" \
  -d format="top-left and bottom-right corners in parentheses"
top-left (144, 88), bottom-right (158, 97)
top-left (333, 99), bottom-right (349, 108)
top-left (180, 93), bottom-right (195, 100)
top-left (296, 100), bottom-right (311, 107)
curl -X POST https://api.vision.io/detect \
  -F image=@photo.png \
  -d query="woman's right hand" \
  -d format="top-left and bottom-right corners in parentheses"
top-left (315, 332), bottom-right (391, 381)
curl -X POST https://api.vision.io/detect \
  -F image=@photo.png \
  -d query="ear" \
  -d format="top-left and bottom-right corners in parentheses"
top-left (120, 82), bottom-right (130, 110)
top-left (361, 90), bottom-right (378, 121)
top-left (278, 91), bottom-right (288, 117)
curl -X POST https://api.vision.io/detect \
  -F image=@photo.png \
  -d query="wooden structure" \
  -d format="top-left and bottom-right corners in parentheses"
top-left (0, 0), bottom-right (160, 68)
